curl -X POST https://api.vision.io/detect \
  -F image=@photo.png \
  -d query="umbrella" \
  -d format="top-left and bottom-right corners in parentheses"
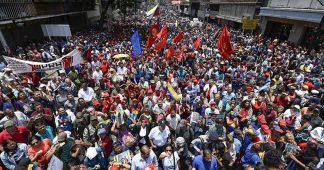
top-left (113, 54), bottom-right (129, 59)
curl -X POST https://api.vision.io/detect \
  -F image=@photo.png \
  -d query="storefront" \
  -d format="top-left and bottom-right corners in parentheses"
top-left (260, 7), bottom-right (324, 45)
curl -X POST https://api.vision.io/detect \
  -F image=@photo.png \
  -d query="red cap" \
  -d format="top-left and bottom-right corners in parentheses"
top-left (246, 86), bottom-right (253, 92)
top-left (261, 125), bottom-right (271, 134)
top-left (257, 115), bottom-right (267, 124)
top-left (279, 119), bottom-right (286, 127)
top-left (92, 100), bottom-right (100, 106)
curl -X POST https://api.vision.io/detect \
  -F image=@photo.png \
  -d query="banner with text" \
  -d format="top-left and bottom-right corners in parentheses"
top-left (3, 49), bottom-right (83, 74)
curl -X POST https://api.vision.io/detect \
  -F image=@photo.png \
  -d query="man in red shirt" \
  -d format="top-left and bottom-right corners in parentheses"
top-left (0, 120), bottom-right (30, 145)
top-left (100, 59), bottom-right (109, 75)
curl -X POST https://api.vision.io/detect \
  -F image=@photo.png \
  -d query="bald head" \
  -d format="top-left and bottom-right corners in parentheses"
top-left (140, 145), bottom-right (150, 159)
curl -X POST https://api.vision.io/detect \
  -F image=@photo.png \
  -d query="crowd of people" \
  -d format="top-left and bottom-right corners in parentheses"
top-left (0, 5), bottom-right (323, 170)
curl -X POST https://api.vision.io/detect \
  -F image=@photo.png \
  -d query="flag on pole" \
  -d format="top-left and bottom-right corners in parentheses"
top-left (165, 45), bottom-right (174, 60)
top-left (193, 36), bottom-right (201, 50)
top-left (173, 31), bottom-right (184, 43)
top-left (217, 25), bottom-right (233, 60)
top-left (157, 25), bottom-right (168, 39)
top-left (213, 28), bottom-right (220, 40)
top-left (155, 38), bottom-right (167, 52)
top-left (149, 24), bottom-right (159, 37)
top-left (131, 31), bottom-right (142, 58)
top-left (167, 82), bottom-right (181, 101)
top-left (146, 3), bottom-right (159, 19)
top-left (175, 45), bottom-right (186, 62)
top-left (147, 24), bottom-right (159, 48)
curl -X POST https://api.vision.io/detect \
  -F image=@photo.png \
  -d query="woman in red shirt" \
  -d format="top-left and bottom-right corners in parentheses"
top-left (27, 135), bottom-right (57, 168)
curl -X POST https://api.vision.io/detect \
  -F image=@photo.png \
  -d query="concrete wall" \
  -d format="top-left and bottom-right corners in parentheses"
top-left (219, 4), bottom-right (256, 19)
top-left (288, 24), bottom-right (306, 44)
top-left (268, 0), bottom-right (324, 10)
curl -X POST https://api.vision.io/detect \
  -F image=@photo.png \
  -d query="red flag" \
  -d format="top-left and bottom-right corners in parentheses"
top-left (155, 38), bottom-right (167, 52)
top-left (146, 36), bottom-right (156, 48)
top-left (173, 31), bottom-right (184, 43)
top-left (165, 45), bottom-right (174, 60)
top-left (175, 45), bottom-right (186, 62)
top-left (193, 36), bottom-right (201, 50)
top-left (157, 25), bottom-right (168, 39)
top-left (149, 24), bottom-right (159, 38)
top-left (217, 26), bottom-right (233, 59)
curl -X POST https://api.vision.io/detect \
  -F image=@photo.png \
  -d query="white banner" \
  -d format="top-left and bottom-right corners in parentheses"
top-left (41, 24), bottom-right (72, 37)
top-left (3, 49), bottom-right (83, 74)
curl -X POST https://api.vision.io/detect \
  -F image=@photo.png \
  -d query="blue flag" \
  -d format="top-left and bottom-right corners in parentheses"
top-left (131, 31), bottom-right (142, 58)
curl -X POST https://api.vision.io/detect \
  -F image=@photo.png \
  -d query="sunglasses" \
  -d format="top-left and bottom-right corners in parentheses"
top-left (31, 141), bottom-right (39, 146)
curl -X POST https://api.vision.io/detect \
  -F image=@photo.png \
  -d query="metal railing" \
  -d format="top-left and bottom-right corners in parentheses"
top-left (0, 0), bottom-right (37, 21)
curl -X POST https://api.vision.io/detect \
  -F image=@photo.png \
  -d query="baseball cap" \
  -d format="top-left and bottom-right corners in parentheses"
top-left (97, 128), bottom-right (106, 136)
top-left (261, 125), bottom-right (271, 134)
top-left (279, 119), bottom-right (286, 127)
top-left (257, 115), bottom-right (267, 124)
top-left (90, 115), bottom-right (98, 121)
top-left (292, 105), bottom-right (300, 110)
top-left (176, 137), bottom-right (185, 147)
top-left (272, 125), bottom-right (283, 133)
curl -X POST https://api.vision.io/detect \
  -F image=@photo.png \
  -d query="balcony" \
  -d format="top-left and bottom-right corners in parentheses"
top-left (0, 0), bottom-right (96, 21)
top-left (0, 0), bottom-right (37, 21)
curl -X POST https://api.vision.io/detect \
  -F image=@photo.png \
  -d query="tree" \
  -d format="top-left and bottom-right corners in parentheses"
top-left (99, 0), bottom-right (114, 30)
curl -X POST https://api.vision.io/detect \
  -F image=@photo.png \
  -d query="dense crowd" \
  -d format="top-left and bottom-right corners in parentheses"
top-left (0, 6), bottom-right (323, 170)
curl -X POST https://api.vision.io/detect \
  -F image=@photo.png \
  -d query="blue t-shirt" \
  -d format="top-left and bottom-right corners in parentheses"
top-left (192, 155), bottom-right (218, 170)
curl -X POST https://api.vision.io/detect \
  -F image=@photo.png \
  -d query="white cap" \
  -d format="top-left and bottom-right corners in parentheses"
top-left (86, 147), bottom-right (98, 160)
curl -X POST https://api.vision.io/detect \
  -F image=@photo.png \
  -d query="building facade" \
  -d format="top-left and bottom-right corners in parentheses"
top-left (260, 0), bottom-right (324, 45)
top-left (0, 0), bottom-right (100, 51)
top-left (188, 0), bottom-right (262, 28)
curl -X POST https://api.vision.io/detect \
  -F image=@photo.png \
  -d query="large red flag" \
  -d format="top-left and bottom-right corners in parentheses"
top-left (165, 45), bottom-right (174, 60)
top-left (149, 24), bottom-right (159, 38)
top-left (217, 26), bottom-right (233, 59)
top-left (173, 31), bottom-right (184, 43)
top-left (157, 25), bottom-right (168, 39)
top-left (175, 45), bottom-right (186, 61)
top-left (193, 36), bottom-right (201, 50)
top-left (146, 24), bottom-right (159, 48)
top-left (155, 38), bottom-right (167, 52)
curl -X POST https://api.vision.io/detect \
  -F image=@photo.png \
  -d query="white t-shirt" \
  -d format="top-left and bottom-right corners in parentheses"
top-left (92, 70), bottom-right (103, 83)
top-left (78, 87), bottom-right (94, 102)
top-left (162, 151), bottom-right (180, 170)
top-left (166, 114), bottom-right (181, 130)
top-left (149, 126), bottom-right (170, 147)
top-left (205, 107), bottom-right (220, 116)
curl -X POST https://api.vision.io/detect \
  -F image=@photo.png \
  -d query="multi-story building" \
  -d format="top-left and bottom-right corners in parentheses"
top-left (0, 0), bottom-right (100, 51)
top-left (260, 0), bottom-right (324, 45)
top-left (171, 0), bottom-right (191, 16)
top-left (189, 0), bottom-right (263, 28)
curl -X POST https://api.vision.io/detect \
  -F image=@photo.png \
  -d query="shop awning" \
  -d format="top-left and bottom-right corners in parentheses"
top-left (260, 7), bottom-right (324, 23)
